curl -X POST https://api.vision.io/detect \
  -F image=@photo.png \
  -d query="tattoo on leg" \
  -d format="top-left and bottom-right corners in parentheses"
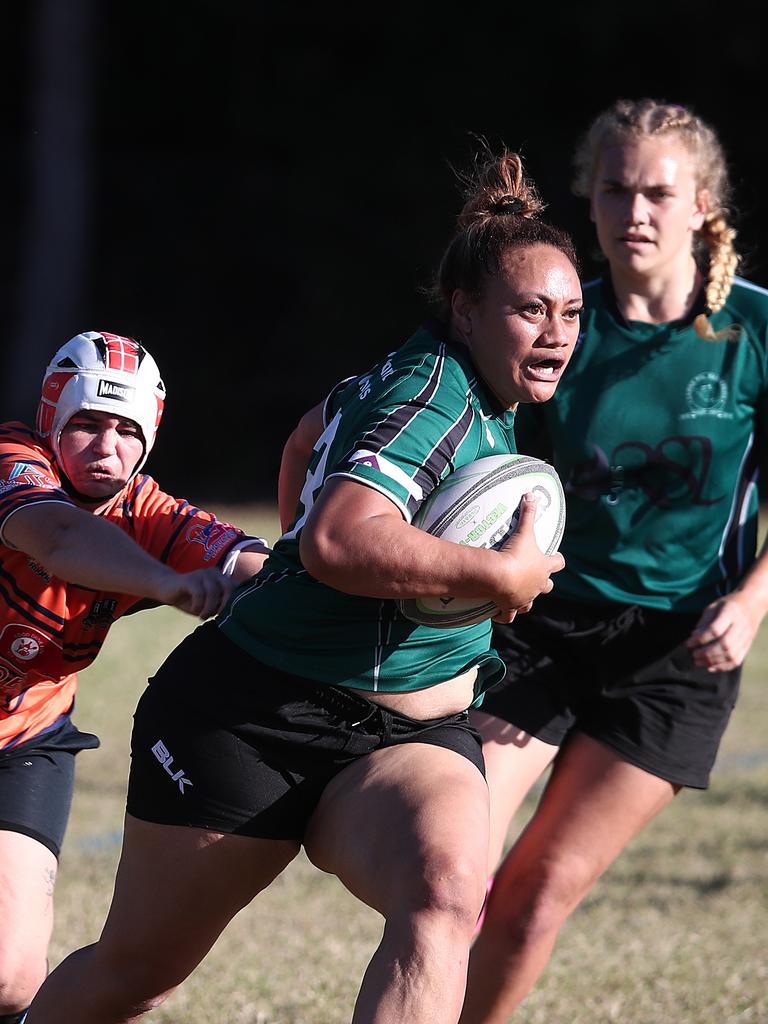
top-left (44, 865), bottom-right (57, 900)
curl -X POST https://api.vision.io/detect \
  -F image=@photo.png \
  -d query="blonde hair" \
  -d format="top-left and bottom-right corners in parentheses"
top-left (430, 150), bottom-right (578, 317)
top-left (573, 98), bottom-right (739, 341)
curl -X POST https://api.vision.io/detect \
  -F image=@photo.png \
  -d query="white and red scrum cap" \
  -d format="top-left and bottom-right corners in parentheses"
top-left (36, 331), bottom-right (166, 480)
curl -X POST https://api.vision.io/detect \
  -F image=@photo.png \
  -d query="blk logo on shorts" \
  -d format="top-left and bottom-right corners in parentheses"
top-left (151, 739), bottom-right (193, 794)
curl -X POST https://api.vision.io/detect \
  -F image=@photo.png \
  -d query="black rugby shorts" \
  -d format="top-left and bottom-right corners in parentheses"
top-left (0, 718), bottom-right (100, 857)
top-left (481, 593), bottom-right (740, 789)
top-left (127, 621), bottom-right (485, 840)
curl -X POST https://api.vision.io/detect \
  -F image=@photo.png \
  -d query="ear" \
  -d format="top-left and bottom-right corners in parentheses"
top-left (691, 188), bottom-right (710, 231)
top-left (450, 289), bottom-right (474, 338)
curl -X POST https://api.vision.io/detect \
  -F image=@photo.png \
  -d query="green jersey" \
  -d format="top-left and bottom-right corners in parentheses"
top-left (515, 276), bottom-right (768, 612)
top-left (219, 323), bottom-right (514, 693)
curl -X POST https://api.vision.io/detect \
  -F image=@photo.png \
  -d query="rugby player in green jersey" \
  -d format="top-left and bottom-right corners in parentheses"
top-left (27, 152), bottom-right (582, 1024)
top-left (463, 99), bottom-right (768, 1022)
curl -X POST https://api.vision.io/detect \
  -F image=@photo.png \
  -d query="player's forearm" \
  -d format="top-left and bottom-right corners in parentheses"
top-left (300, 512), bottom-right (521, 604)
top-left (13, 506), bottom-right (177, 600)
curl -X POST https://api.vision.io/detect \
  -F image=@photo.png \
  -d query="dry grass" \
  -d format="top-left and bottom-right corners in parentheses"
top-left (50, 505), bottom-right (768, 1023)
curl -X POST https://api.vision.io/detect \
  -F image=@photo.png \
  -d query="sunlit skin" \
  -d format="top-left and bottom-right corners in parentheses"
top-left (590, 137), bottom-right (708, 303)
top-left (450, 244), bottom-right (583, 410)
top-left (58, 410), bottom-right (144, 505)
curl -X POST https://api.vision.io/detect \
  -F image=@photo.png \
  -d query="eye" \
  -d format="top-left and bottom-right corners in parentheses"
top-left (521, 302), bottom-right (546, 317)
top-left (564, 307), bottom-right (583, 320)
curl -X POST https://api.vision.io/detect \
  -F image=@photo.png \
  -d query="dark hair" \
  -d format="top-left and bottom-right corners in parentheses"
top-left (430, 150), bottom-right (579, 318)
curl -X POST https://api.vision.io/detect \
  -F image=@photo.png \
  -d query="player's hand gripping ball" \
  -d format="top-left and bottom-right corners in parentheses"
top-left (398, 454), bottom-right (565, 628)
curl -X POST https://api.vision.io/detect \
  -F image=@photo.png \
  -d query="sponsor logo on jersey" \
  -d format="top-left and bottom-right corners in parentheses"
top-left (151, 739), bottom-right (193, 794)
top-left (4, 462), bottom-right (58, 490)
top-left (84, 598), bottom-right (118, 629)
top-left (681, 372), bottom-right (733, 420)
top-left (185, 520), bottom-right (236, 561)
top-left (0, 655), bottom-right (26, 710)
top-left (97, 379), bottom-right (137, 402)
top-left (27, 558), bottom-right (52, 582)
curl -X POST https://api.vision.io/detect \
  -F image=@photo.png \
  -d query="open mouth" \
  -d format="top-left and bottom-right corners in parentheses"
top-left (526, 357), bottom-right (565, 380)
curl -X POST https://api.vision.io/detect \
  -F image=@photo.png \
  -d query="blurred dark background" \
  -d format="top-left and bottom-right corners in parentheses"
top-left (3, 1), bottom-right (766, 503)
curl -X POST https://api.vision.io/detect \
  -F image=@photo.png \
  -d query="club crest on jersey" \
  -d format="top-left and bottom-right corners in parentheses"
top-left (681, 372), bottom-right (733, 420)
top-left (185, 520), bottom-right (236, 561)
top-left (97, 379), bottom-right (136, 402)
top-left (0, 623), bottom-right (54, 666)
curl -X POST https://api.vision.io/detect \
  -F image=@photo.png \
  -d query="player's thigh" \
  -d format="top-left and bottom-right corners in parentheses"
top-left (304, 742), bottom-right (490, 918)
top-left (472, 710), bottom-right (559, 870)
top-left (0, 830), bottom-right (57, 971)
top-left (97, 814), bottom-right (300, 980)
top-left (501, 732), bottom-right (678, 892)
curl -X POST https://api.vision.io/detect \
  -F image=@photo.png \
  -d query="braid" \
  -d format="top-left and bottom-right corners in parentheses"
top-left (692, 212), bottom-right (741, 339)
top-left (573, 98), bottom-right (741, 341)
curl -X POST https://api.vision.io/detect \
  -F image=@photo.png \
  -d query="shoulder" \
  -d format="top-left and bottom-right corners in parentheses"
top-left (0, 422), bottom-right (61, 489)
top-left (724, 276), bottom-right (768, 325)
top-left (339, 325), bottom-right (474, 412)
top-left (0, 422), bottom-right (55, 463)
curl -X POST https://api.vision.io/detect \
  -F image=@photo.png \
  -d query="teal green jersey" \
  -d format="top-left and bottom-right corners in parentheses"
top-left (219, 323), bottom-right (515, 693)
top-left (515, 276), bottom-right (768, 612)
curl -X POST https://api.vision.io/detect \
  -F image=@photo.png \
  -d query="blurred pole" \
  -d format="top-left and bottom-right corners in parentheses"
top-left (5, 0), bottom-right (93, 422)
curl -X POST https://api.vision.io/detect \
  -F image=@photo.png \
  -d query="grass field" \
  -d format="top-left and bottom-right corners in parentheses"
top-left (50, 505), bottom-right (768, 1023)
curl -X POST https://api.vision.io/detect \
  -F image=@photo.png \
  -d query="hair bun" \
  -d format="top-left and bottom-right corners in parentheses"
top-left (491, 196), bottom-right (525, 215)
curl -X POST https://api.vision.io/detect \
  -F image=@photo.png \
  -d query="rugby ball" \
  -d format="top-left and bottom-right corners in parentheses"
top-left (398, 454), bottom-right (565, 628)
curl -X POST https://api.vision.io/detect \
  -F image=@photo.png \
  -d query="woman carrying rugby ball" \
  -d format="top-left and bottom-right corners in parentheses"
top-left (27, 152), bottom-right (581, 1024)
top-left (463, 98), bottom-right (768, 1022)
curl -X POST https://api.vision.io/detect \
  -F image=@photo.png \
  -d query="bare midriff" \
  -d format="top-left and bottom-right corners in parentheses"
top-left (358, 666), bottom-right (479, 720)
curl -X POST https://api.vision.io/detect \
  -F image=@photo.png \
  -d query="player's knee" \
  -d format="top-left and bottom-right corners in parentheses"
top-left (0, 949), bottom-right (47, 1015)
top-left (411, 851), bottom-right (486, 934)
top-left (491, 853), bottom-right (596, 944)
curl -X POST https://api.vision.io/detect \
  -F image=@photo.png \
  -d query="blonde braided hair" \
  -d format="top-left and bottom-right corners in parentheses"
top-left (573, 98), bottom-right (740, 341)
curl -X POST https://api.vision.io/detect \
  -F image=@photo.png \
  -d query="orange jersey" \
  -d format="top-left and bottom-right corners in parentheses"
top-left (0, 422), bottom-right (248, 748)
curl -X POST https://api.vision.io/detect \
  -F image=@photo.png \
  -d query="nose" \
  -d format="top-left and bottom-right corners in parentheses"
top-left (540, 314), bottom-right (572, 348)
top-left (91, 428), bottom-right (118, 457)
top-left (626, 191), bottom-right (649, 225)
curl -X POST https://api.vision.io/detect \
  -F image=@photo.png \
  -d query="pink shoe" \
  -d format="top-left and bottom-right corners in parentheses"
top-left (473, 874), bottom-right (496, 938)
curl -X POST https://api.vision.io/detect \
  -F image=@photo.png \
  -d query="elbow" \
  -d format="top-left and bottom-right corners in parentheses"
top-left (299, 522), bottom-right (341, 584)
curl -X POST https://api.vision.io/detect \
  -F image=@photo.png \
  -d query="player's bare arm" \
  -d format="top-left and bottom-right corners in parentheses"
top-left (277, 401), bottom-right (326, 532)
top-left (3, 501), bottom-right (232, 618)
top-left (300, 478), bottom-right (562, 608)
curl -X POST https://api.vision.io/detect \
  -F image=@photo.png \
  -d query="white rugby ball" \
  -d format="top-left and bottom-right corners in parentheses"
top-left (398, 454), bottom-right (565, 629)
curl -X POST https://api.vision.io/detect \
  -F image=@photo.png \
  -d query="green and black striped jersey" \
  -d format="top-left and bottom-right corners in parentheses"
top-left (515, 276), bottom-right (768, 612)
top-left (219, 322), bottom-right (515, 694)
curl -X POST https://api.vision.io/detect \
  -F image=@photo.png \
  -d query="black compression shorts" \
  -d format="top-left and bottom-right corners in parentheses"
top-left (0, 718), bottom-right (100, 857)
top-left (127, 621), bottom-right (485, 840)
top-left (481, 594), bottom-right (740, 789)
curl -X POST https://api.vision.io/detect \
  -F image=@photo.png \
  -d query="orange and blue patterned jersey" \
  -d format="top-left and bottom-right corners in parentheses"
top-left (0, 421), bottom-right (247, 748)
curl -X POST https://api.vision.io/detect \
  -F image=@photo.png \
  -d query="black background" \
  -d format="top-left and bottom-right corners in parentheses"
top-left (4, 1), bottom-right (767, 502)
